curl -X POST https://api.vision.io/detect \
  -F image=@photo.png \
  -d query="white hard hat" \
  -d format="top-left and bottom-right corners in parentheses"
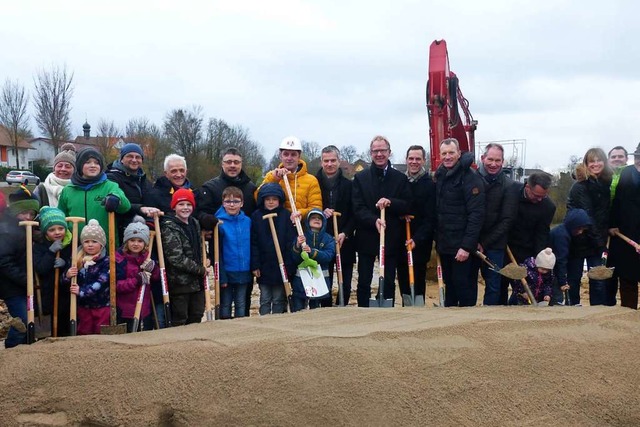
top-left (279, 136), bottom-right (302, 151)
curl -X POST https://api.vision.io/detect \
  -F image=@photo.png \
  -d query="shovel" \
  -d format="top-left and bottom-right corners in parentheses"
top-left (505, 246), bottom-right (538, 306)
top-left (587, 241), bottom-right (614, 280)
top-left (332, 212), bottom-right (345, 307)
top-left (66, 216), bottom-right (85, 336)
top-left (19, 220), bottom-right (39, 344)
top-left (402, 216), bottom-right (425, 307)
top-left (436, 253), bottom-right (445, 307)
top-left (281, 173), bottom-right (329, 298)
top-left (101, 211), bottom-right (127, 335)
top-left (475, 251), bottom-right (527, 280)
top-left (263, 213), bottom-right (293, 311)
top-left (370, 208), bottom-right (393, 308)
top-left (200, 232), bottom-right (214, 322)
top-left (131, 232), bottom-right (155, 333)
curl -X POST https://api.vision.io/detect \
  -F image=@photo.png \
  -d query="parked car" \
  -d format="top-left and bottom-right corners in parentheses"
top-left (5, 170), bottom-right (41, 185)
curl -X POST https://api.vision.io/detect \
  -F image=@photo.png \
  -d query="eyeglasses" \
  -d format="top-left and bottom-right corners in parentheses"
top-left (222, 159), bottom-right (241, 165)
top-left (370, 149), bottom-right (389, 155)
top-left (223, 200), bottom-right (242, 205)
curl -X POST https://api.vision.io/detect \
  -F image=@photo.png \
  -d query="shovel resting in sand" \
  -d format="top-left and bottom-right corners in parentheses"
top-left (475, 251), bottom-right (527, 280)
top-left (101, 211), bottom-right (127, 335)
top-left (370, 208), bottom-right (393, 308)
top-left (402, 216), bottom-right (424, 307)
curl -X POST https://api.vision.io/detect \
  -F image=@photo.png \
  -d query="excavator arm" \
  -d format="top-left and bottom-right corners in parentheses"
top-left (427, 39), bottom-right (477, 172)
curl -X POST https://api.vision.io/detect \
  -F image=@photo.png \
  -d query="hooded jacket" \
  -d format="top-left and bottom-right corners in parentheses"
top-left (160, 214), bottom-right (206, 294)
top-left (261, 159), bottom-right (322, 220)
top-left (549, 209), bottom-right (592, 286)
top-left (115, 248), bottom-right (160, 319)
top-left (434, 152), bottom-right (485, 255)
top-left (292, 208), bottom-right (336, 272)
top-left (215, 204), bottom-right (252, 285)
top-left (250, 184), bottom-right (297, 286)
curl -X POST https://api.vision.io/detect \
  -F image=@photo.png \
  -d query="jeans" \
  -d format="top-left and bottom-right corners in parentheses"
top-left (439, 253), bottom-right (477, 307)
top-left (259, 283), bottom-right (287, 315)
top-left (480, 249), bottom-right (505, 306)
top-left (220, 282), bottom-right (249, 319)
top-left (3, 296), bottom-right (27, 348)
top-left (567, 255), bottom-right (607, 306)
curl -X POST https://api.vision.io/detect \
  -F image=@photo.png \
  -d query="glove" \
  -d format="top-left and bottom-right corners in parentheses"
top-left (49, 240), bottom-right (64, 253)
top-left (298, 252), bottom-right (321, 278)
top-left (53, 257), bottom-right (66, 269)
top-left (139, 271), bottom-right (151, 286)
top-left (102, 194), bottom-right (121, 213)
top-left (199, 213), bottom-right (218, 230)
top-left (140, 258), bottom-right (155, 273)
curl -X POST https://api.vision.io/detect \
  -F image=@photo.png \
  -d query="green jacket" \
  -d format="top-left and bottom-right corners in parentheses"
top-left (57, 178), bottom-right (131, 245)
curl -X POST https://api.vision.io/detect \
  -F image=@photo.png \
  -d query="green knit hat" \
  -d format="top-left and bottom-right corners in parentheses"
top-left (38, 206), bottom-right (68, 233)
top-left (8, 185), bottom-right (40, 217)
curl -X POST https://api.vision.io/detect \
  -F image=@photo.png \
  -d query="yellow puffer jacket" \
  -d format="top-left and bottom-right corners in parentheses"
top-left (260, 159), bottom-right (322, 219)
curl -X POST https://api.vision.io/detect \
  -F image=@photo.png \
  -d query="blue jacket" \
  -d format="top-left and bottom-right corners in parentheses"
top-left (250, 184), bottom-right (296, 286)
top-left (549, 209), bottom-right (592, 286)
top-left (215, 206), bottom-right (252, 284)
top-left (292, 208), bottom-right (336, 272)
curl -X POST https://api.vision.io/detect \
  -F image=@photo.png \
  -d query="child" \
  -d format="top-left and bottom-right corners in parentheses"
top-left (0, 186), bottom-right (40, 347)
top-left (34, 206), bottom-right (73, 337)
top-left (509, 247), bottom-right (556, 305)
top-left (64, 219), bottom-right (110, 335)
top-left (161, 188), bottom-right (207, 326)
top-left (216, 186), bottom-right (252, 319)
top-left (549, 208), bottom-right (594, 306)
top-left (116, 216), bottom-right (160, 332)
top-left (291, 208), bottom-right (335, 312)
top-left (57, 147), bottom-right (131, 243)
top-left (251, 183), bottom-right (296, 315)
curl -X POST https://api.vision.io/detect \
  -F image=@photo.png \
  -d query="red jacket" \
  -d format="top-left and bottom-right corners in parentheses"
top-left (115, 249), bottom-right (160, 319)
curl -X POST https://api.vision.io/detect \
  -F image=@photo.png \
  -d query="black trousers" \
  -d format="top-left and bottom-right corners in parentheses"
top-left (439, 253), bottom-right (477, 307)
top-left (357, 253), bottom-right (398, 307)
top-left (170, 290), bottom-right (205, 326)
top-left (397, 245), bottom-right (430, 302)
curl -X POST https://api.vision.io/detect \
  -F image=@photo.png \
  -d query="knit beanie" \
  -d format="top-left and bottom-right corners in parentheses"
top-left (257, 183), bottom-right (285, 207)
top-left (120, 143), bottom-right (144, 160)
top-left (8, 185), bottom-right (40, 216)
top-left (38, 206), bottom-right (68, 233)
top-left (76, 147), bottom-right (105, 175)
top-left (123, 215), bottom-right (150, 245)
top-left (171, 188), bottom-right (196, 209)
top-left (54, 143), bottom-right (77, 168)
top-left (81, 219), bottom-right (107, 247)
top-left (535, 247), bottom-right (556, 270)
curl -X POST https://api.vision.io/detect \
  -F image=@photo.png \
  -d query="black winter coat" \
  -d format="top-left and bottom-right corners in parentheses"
top-left (315, 168), bottom-right (356, 260)
top-left (508, 182), bottom-right (556, 262)
top-left (34, 236), bottom-right (73, 316)
top-left (549, 209), bottom-right (593, 286)
top-left (150, 176), bottom-right (197, 215)
top-left (250, 206), bottom-right (297, 286)
top-left (352, 162), bottom-right (411, 256)
top-left (0, 216), bottom-right (28, 300)
top-left (106, 162), bottom-right (154, 241)
top-left (197, 170), bottom-right (257, 220)
top-left (608, 165), bottom-right (640, 281)
top-left (434, 153), bottom-right (485, 255)
top-left (407, 172), bottom-right (436, 254)
top-left (567, 175), bottom-right (611, 248)
top-left (478, 171), bottom-right (519, 250)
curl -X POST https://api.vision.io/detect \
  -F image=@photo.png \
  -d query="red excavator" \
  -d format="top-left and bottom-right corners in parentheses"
top-left (427, 39), bottom-right (477, 172)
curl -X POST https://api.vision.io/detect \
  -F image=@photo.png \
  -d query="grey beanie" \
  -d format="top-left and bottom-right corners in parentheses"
top-left (123, 215), bottom-right (150, 246)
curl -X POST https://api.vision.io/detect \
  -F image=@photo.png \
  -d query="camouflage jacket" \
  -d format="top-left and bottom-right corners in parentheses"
top-left (160, 215), bottom-right (206, 295)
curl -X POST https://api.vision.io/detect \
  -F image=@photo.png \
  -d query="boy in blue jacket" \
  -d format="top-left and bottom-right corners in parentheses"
top-left (291, 208), bottom-right (335, 311)
top-left (215, 186), bottom-right (252, 319)
top-left (250, 184), bottom-right (296, 315)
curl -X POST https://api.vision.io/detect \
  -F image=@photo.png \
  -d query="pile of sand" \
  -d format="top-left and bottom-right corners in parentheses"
top-left (2, 305), bottom-right (640, 426)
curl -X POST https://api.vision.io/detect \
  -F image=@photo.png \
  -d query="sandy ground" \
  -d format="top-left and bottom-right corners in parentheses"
top-left (2, 304), bottom-right (640, 426)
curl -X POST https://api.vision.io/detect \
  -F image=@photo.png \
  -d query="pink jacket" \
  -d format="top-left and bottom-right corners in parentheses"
top-left (115, 249), bottom-right (160, 319)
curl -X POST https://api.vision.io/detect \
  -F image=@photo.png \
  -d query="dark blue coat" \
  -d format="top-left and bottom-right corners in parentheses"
top-left (549, 209), bottom-right (592, 286)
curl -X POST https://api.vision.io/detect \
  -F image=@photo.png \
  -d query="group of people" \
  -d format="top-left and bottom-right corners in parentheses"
top-left (1, 134), bottom-right (639, 348)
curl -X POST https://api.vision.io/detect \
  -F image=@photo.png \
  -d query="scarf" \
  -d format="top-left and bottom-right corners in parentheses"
top-left (406, 166), bottom-right (427, 183)
top-left (71, 171), bottom-right (107, 190)
top-left (43, 172), bottom-right (71, 207)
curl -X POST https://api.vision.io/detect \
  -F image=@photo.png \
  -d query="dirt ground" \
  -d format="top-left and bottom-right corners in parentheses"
top-left (3, 265), bottom-right (640, 426)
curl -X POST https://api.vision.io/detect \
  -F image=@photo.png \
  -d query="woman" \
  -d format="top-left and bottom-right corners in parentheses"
top-left (608, 143), bottom-right (640, 309)
top-left (566, 147), bottom-right (612, 305)
top-left (34, 143), bottom-right (76, 208)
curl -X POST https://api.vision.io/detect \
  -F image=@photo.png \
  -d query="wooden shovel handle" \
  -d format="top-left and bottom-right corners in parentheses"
top-left (506, 246), bottom-right (537, 306)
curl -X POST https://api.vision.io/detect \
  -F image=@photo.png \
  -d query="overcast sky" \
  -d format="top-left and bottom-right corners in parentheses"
top-left (2, 0), bottom-right (638, 172)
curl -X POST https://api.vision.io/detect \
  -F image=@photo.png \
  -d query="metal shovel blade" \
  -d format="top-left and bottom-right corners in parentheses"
top-left (100, 323), bottom-right (127, 335)
top-left (370, 277), bottom-right (393, 308)
top-left (402, 293), bottom-right (413, 306)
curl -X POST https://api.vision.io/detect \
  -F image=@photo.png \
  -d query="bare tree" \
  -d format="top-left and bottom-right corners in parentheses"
top-left (163, 106), bottom-right (204, 162)
top-left (33, 65), bottom-right (74, 154)
top-left (340, 145), bottom-right (359, 164)
top-left (0, 79), bottom-right (30, 169)
top-left (96, 118), bottom-right (120, 164)
top-left (125, 117), bottom-right (168, 180)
